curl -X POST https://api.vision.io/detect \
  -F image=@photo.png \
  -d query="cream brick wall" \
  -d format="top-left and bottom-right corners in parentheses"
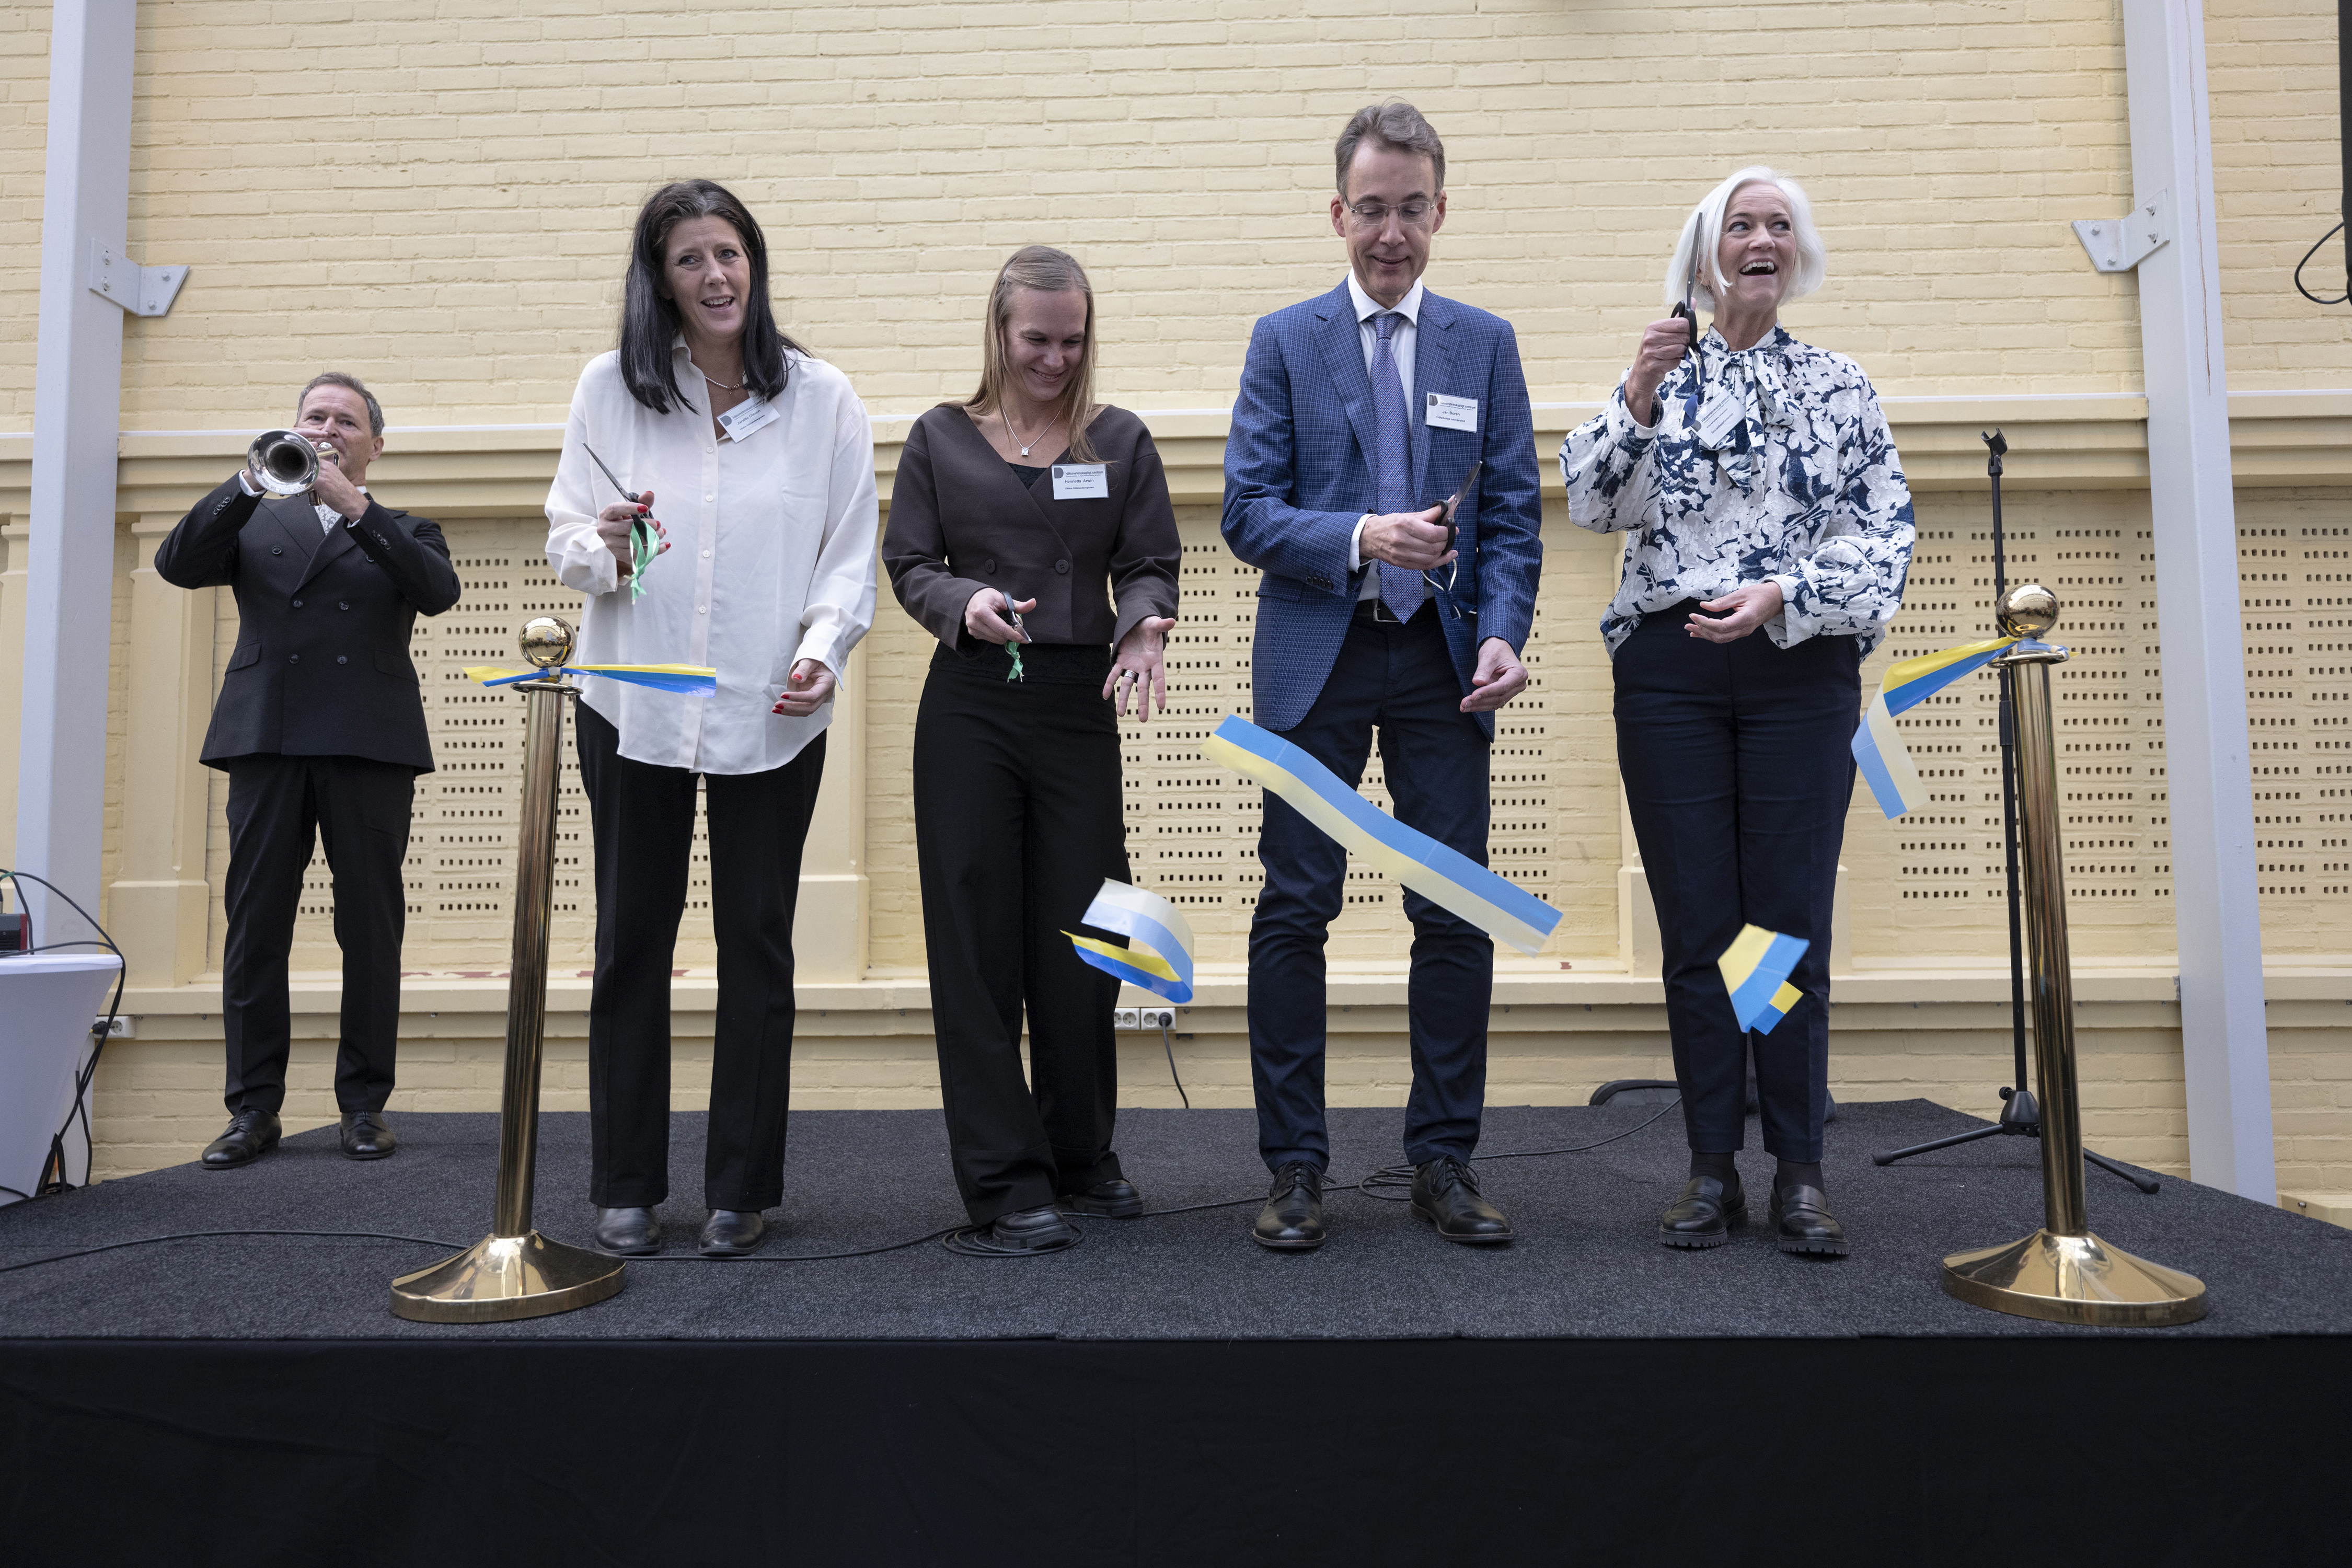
top-left (0, 2), bottom-right (2346, 429)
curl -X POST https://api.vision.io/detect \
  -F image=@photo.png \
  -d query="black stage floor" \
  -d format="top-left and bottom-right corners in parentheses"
top-left (4, 1100), bottom-right (2348, 1563)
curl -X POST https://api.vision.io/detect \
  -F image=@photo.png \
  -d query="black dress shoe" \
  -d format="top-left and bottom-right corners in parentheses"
top-left (1411, 1157), bottom-right (1514, 1244)
top-left (948, 1205), bottom-right (1082, 1256)
top-left (339, 1110), bottom-right (397, 1160)
top-left (698, 1209), bottom-right (768, 1257)
top-left (201, 1109), bottom-right (281, 1169)
top-left (1659, 1175), bottom-right (1746, 1249)
top-left (1770, 1183), bottom-right (1851, 1257)
top-left (594, 1207), bottom-right (663, 1255)
top-left (1251, 1162), bottom-right (1325, 1251)
top-left (1061, 1178), bottom-right (1143, 1217)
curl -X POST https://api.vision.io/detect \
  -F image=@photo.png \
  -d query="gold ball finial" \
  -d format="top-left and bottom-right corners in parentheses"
top-left (1997, 583), bottom-right (2059, 639)
top-left (519, 616), bottom-right (575, 668)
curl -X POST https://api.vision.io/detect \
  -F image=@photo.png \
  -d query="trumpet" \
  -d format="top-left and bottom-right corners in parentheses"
top-left (244, 430), bottom-right (335, 498)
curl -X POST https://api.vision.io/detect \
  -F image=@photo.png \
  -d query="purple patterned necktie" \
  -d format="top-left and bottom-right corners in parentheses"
top-left (1370, 312), bottom-right (1425, 621)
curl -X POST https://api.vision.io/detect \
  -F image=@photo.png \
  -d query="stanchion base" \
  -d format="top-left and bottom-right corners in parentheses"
top-left (389, 1230), bottom-right (625, 1324)
top-left (1941, 1228), bottom-right (2206, 1327)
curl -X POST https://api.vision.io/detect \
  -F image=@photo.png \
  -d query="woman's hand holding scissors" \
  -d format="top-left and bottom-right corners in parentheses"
top-left (595, 490), bottom-right (669, 581)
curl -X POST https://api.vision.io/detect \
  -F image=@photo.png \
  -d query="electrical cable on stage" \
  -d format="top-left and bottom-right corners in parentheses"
top-left (0, 1101), bottom-right (1690, 1275)
top-left (1352, 1098), bottom-right (1683, 1201)
top-left (0, 1230), bottom-right (472, 1278)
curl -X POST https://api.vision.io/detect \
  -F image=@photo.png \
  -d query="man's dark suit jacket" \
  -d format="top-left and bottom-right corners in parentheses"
top-left (154, 477), bottom-right (463, 773)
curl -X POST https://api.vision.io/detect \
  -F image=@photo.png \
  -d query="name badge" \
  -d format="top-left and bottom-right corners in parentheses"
top-left (1694, 387), bottom-right (1745, 451)
top-left (1051, 463), bottom-right (1109, 501)
top-left (1425, 392), bottom-right (1479, 432)
top-left (716, 395), bottom-right (779, 443)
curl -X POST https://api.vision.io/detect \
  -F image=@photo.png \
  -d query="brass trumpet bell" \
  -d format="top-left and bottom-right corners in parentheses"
top-left (244, 429), bottom-right (327, 498)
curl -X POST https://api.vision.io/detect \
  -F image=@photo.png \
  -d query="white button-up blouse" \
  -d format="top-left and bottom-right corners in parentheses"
top-left (545, 341), bottom-right (879, 775)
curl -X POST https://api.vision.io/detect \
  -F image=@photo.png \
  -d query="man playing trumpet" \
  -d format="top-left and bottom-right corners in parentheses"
top-left (155, 372), bottom-right (461, 1169)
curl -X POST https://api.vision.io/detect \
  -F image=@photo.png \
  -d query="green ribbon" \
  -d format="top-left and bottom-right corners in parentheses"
top-left (628, 518), bottom-right (656, 603)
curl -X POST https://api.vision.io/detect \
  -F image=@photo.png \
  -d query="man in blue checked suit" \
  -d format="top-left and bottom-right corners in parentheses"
top-left (1221, 101), bottom-right (1543, 1251)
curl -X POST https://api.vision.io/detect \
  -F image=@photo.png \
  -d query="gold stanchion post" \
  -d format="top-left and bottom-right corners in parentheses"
top-left (1939, 586), bottom-right (2207, 1326)
top-left (390, 617), bottom-right (627, 1323)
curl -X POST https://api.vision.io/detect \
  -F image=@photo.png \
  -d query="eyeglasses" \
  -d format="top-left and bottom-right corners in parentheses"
top-left (1343, 200), bottom-right (1436, 231)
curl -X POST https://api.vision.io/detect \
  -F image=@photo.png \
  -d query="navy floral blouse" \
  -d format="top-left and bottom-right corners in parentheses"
top-left (1558, 325), bottom-right (1916, 656)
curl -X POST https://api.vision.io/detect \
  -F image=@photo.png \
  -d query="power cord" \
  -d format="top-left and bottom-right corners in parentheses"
top-left (0, 869), bottom-right (127, 1197)
top-left (1352, 1097), bottom-right (1684, 1201)
top-left (2294, 221), bottom-right (2348, 306)
top-left (0, 1229), bottom-right (470, 1279)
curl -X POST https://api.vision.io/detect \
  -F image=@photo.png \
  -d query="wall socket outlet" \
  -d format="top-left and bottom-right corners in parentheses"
top-left (1138, 1007), bottom-right (1174, 1029)
top-left (93, 1015), bottom-right (134, 1038)
top-left (1113, 1008), bottom-right (1140, 1030)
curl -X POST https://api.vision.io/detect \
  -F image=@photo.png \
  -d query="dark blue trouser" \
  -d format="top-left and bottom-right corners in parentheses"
top-left (1613, 603), bottom-right (1861, 1163)
top-left (1248, 605), bottom-right (1493, 1173)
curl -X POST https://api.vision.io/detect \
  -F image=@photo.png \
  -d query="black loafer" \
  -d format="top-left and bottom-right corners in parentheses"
top-left (698, 1209), bottom-right (768, 1258)
top-left (594, 1206), bottom-right (663, 1255)
top-left (1659, 1175), bottom-right (1746, 1249)
top-left (1061, 1178), bottom-right (1143, 1217)
top-left (1770, 1183), bottom-right (1851, 1257)
top-left (339, 1110), bottom-right (397, 1160)
top-left (1252, 1162), bottom-right (1325, 1250)
top-left (952, 1205), bottom-right (1082, 1256)
top-left (1411, 1156), bottom-right (1514, 1244)
top-left (201, 1109), bottom-right (281, 1169)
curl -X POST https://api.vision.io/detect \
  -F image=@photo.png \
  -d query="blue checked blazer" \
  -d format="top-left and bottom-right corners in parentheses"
top-left (1221, 282), bottom-right (1543, 736)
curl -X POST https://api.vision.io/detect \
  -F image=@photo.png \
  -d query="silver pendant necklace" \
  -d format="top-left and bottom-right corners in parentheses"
top-left (1007, 405), bottom-right (1060, 459)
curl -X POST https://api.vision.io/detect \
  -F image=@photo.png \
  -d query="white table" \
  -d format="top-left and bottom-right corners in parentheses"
top-left (0, 953), bottom-right (123, 1204)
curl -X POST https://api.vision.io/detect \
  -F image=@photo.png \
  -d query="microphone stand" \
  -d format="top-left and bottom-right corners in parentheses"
top-left (1872, 431), bottom-right (2156, 1193)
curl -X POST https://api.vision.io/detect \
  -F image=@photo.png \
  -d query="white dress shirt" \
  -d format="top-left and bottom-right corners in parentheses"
top-left (545, 340), bottom-right (879, 775)
top-left (1343, 271), bottom-right (1426, 597)
top-left (235, 468), bottom-right (363, 533)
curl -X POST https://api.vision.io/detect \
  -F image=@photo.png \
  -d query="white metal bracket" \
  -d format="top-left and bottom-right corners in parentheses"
top-left (86, 239), bottom-right (188, 317)
top-left (2071, 190), bottom-right (2169, 273)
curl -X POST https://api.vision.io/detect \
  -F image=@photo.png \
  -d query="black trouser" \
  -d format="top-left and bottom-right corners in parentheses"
top-left (575, 704), bottom-right (825, 1212)
top-left (913, 643), bottom-right (1129, 1226)
top-left (1248, 602), bottom-right (1495, 1173)
top-left (1612, 603), bottom-right (1861, 1163)
top-left (220, 753), bottom-right (414, 1116)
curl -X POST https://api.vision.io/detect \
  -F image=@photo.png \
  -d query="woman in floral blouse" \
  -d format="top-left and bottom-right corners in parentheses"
top-left (1560, 166), bottom-right (1913, 1260)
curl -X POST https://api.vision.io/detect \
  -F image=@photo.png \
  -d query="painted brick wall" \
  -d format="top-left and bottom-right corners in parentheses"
top-left (0, 2), bottom-right (2345, 429)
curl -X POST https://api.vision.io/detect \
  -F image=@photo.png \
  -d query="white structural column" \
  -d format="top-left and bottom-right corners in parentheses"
top-left (2123, 0), bottom-right (2275, 1196)
top-left (16, 2), bottom-right (139, 942)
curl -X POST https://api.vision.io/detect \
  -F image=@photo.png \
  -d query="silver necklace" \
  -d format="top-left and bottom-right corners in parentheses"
top-left (1006, 405), bottom-right (1060, 459)
top-left (701, 370), bottom-right (745, 391)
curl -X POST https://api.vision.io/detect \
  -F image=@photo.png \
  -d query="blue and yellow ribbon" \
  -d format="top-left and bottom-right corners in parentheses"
top-left (1203, 716), bottom-right (1562, 955)
top-left (1064, 880), bottom-right (1196, 1004)
top-left (1718, 924), bottom-right (1808, 1033)
top-left (1850, 635), bottom-right (2016, 818)
top-left (466, 663), bottom-right (718, 697)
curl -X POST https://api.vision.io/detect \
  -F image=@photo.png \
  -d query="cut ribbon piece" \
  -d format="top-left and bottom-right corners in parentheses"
top-left (1718, 924), bottom-right (1808, 1033)
top-left (1851, 634), bottom-right (2017, 818)
top-left (1065, 879), bottom-right (1195, 1004)
top-left (466, 663), bottom-right (718, 697)
top-left (1203, 715), bottom-right (1562, 955)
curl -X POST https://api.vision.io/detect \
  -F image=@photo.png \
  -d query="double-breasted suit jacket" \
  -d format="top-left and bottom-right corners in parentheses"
top-left (155, 477), bottom-right (462, 771)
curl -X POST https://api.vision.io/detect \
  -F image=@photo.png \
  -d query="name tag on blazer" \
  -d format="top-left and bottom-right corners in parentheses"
top-left (1425, 392), bottom-right (1478, 432)
top-left (1051, 463), bottom-right (1109, 501)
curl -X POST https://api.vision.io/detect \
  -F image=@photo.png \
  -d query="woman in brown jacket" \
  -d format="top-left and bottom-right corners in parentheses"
top-left (882, 246), bottom-right (1182, 1255)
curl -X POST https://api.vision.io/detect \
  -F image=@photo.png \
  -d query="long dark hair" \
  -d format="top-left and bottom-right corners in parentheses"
top-left (618, 180), bottom-right (806, 414)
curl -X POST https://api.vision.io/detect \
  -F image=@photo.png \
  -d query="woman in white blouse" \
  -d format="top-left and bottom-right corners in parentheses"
top-left (1560, 167), bottom-right (1915, 1261)
top-left (545, 180), bottom-right (878, 1260)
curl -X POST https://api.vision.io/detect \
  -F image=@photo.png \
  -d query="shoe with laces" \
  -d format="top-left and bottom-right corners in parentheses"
top-left (1411, 1156), bottom-right (1514, 1244)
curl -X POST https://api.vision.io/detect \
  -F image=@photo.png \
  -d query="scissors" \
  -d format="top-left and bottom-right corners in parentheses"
top-left (1424, 458), bottom-right (1483, 617)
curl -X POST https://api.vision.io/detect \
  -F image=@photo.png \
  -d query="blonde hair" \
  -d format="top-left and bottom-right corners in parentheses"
top-left (965, 245), bottom-right (1102, 464)
top-left (1662, 166), bottom-right (1827, 315)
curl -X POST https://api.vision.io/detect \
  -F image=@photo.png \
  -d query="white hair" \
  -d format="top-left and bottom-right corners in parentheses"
top-left (1662, 166), bottom-right (1827, 314)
